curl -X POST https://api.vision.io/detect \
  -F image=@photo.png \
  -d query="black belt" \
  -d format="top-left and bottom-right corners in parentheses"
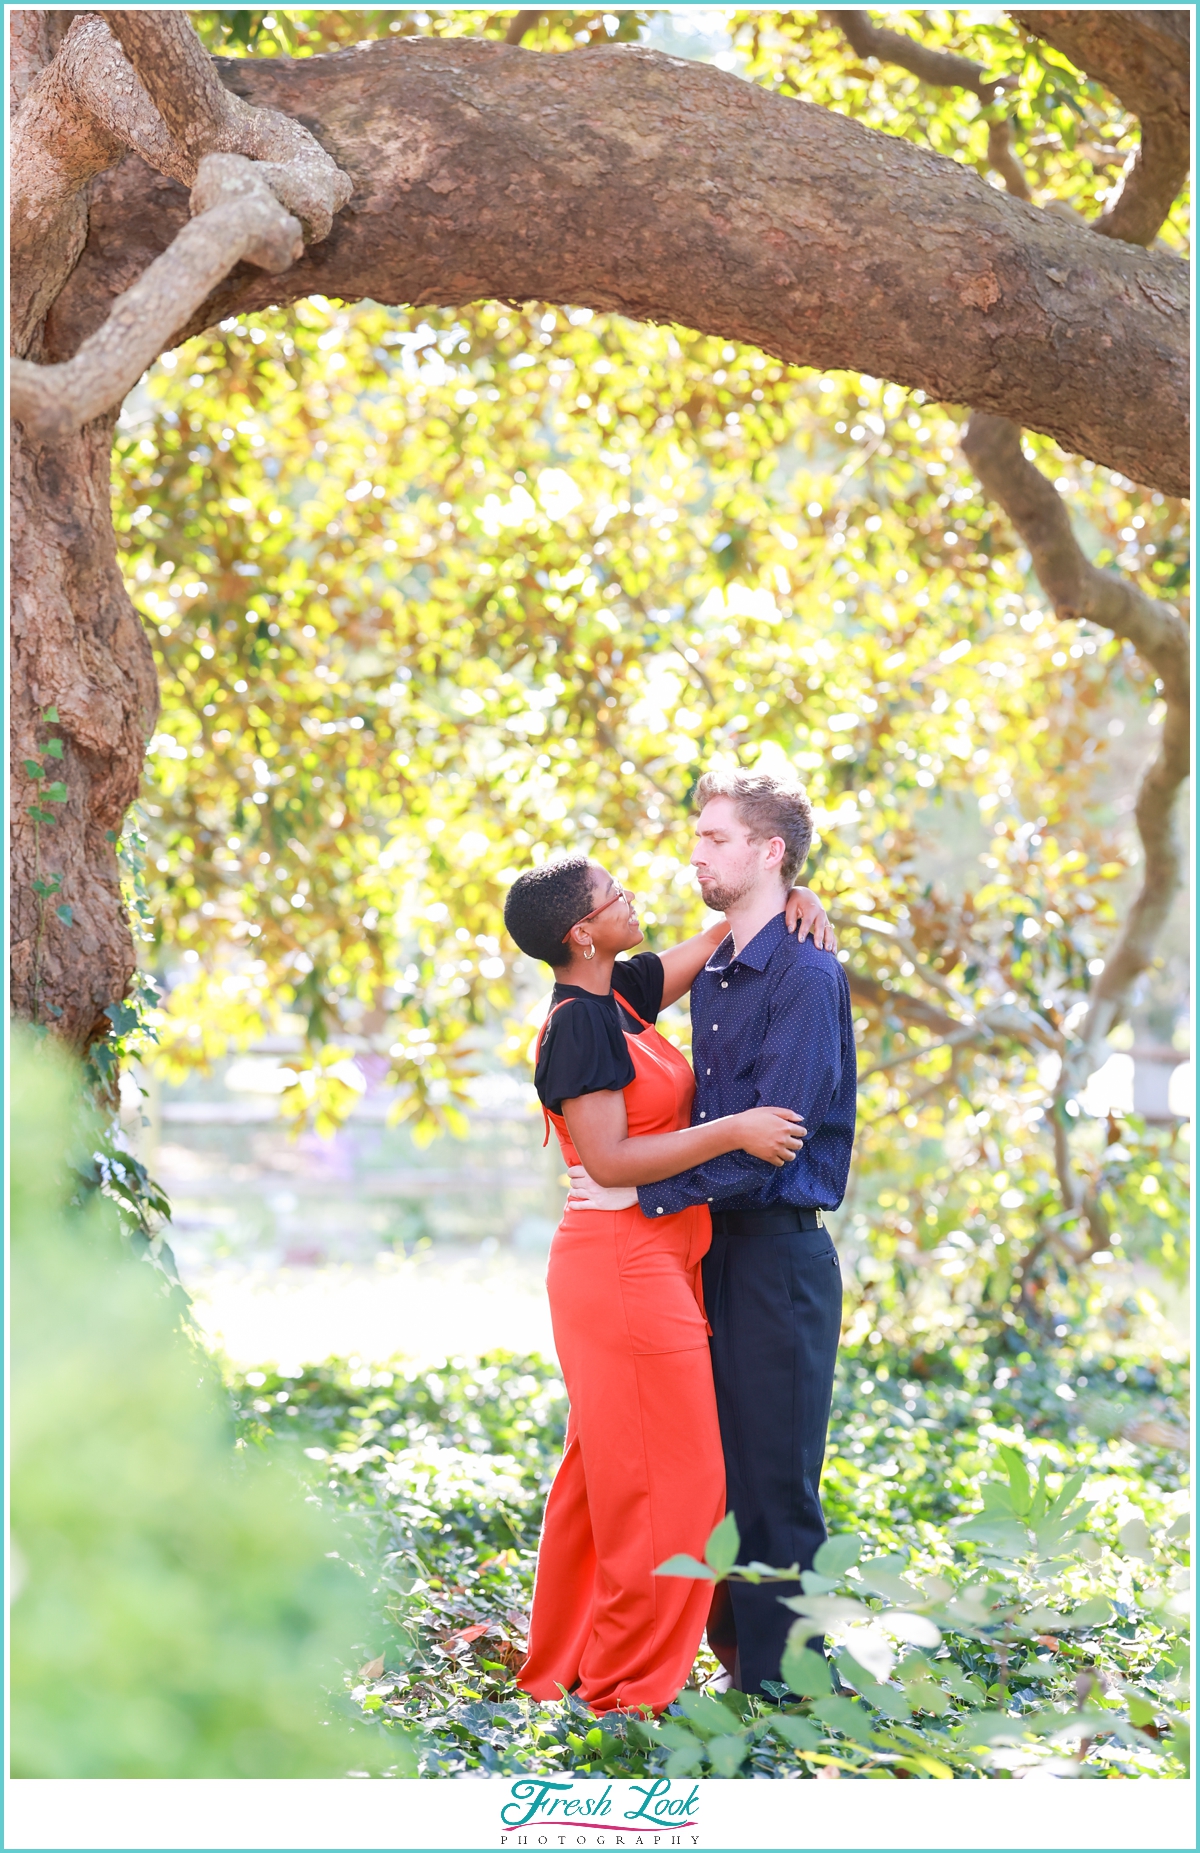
top-left (709, 1206), bottom-right (827, 1239)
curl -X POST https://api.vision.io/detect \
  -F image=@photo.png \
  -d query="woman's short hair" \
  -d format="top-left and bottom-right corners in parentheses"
top-left (694, 767), bottom-right (814, 884)
top-left (503, 856), bottom-right (596, 968)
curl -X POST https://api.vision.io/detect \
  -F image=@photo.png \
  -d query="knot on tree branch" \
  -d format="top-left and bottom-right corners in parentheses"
top-left (10, 9), bottom-right (352, 440)
top-left (189, 153), bottom-right (303, 272)
top-left (106, 10), bottom-right (352, 241)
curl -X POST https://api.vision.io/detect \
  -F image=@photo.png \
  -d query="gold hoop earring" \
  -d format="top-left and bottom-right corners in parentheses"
top-left (583, 943), bottom-right (596, 961)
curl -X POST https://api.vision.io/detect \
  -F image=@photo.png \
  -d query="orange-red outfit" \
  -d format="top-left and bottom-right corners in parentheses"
top-left (519, 968), bottom-right (726, 1716)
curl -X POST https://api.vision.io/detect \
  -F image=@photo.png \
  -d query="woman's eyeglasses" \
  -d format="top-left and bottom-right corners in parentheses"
top-left (562, 886), bottom-right (632, 943)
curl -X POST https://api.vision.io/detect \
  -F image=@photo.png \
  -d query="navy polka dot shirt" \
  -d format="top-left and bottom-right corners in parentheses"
top-left (636, 910), bottom-right (857, 1219)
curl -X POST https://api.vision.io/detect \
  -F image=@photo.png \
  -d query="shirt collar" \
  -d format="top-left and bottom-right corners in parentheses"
top-left (552, 981), bottom-right (616, 1001)
top-left (705, 908), bottom-right (788, 974)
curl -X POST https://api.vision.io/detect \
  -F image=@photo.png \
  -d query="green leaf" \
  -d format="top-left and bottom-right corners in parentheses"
top-left (1125, 1691), bottom-right (1157, 1729)
top-left (955, 1516), bottom-right (1030, 1558)
top-left (960, 1710), bottom-right (1039, 1747)
top-left (24, 760), bottom-right (43, 780)
top-left (851, 1675), bottom-right (911, 1721)
top-left (781, 1639), bottom-right (833, 1699)
top-left (856, 1555), bottom-right (917, 1603)
top-left (1045, 1469), bottom-right (1087, 1521)
top-left (938, 1662), bottom-right (987, 1705)
top-left (811, 1695), bottom-right (874, 1744)
top-left (43, 737), bottom-right (64, 759)
top-left (1030, 1518), bottom-right (1079, 1560)
top-left (1019, 1606), bottom-right (1071, 1632)
top-left (1064, 1596), bottom-right (1111, 1629)
top-left (676, 1690), bottom-right (738, 1739)
top-left (55, 904), bottom-right (74, 927)
top-left (656, 1721), bottom-right (698, 1750)
top-left (41, 706), bottom-right (59, 723)
top-left (707, 1732), bottom-right (750, 1776)
top-left (767, 1712), bottom-right (823, 1751)
top-left (997, 1444), bottom-right (1033, 1517)
top-left (654, 1553), bottom-right (714, 1581)
top-left (813, 1532), bottom-right (862, 1577)
top-left (663, 1744), bottom-right (705, 1777)
top-left (1118, 1516), bottom-right (1154, 1562)
top-left (905, 1679), bottom-right (950, 1715)
top-left (42, 781), bottom-right (69, 804)
top-left (781, 1592), bottom-right (871, 1626)
top-left (104, 999), bottom-right (141, 1035)
top-left (704, 1511), bottom-right (741, 1578)
top-left (799, 1569), bottom-right (841, 1595)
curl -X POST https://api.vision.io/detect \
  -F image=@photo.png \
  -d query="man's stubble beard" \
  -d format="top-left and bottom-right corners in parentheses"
top-left (696, 873), bottom-right (756, 914)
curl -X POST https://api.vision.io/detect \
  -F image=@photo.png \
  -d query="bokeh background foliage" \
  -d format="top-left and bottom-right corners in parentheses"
top-left (116, 10), bottom-right (1189, 1353)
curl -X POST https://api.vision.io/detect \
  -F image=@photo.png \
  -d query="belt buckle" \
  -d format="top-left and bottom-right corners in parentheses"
top-left (815, 1209), bottom-right (824, 1228)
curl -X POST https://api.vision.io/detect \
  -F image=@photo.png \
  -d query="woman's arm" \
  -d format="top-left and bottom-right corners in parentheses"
top-left (657, 919), bottom-right (728, 1010)
top-left (561, 1089), bottom-right (805, 1187)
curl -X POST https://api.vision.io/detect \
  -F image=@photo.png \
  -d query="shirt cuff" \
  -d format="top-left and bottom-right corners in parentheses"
top-left (636, 1180), bottom-right (713, 1218)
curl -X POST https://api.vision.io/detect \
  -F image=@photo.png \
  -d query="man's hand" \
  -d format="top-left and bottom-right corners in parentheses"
top-left (785, 886), bottom-right (837, 952)
top-left (565, 1164), bottom-right (639, 1211)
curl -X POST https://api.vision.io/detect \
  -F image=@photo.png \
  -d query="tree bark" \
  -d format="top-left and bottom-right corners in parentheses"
top-left (10, 419), bottom-right (159, 1051)
top-left (45, 37), bottom-right (1189, 494)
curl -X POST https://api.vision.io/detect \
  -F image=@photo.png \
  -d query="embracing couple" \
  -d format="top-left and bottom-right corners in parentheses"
top-left (502, 766), bottom-right (856, 1716)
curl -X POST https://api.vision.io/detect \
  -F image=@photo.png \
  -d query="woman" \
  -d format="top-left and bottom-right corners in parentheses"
top-left (502, 855), bottom-right (830, 1715)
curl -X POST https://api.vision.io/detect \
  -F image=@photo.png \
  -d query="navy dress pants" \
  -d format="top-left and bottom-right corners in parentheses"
top-left (701, 1222), bottom-right (842, 1696)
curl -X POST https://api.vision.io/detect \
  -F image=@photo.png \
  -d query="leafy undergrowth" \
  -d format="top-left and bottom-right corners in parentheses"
top-left (231, 1343), bottom-right (1190, 1779)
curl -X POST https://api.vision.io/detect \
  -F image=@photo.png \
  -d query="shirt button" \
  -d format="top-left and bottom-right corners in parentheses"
top-left (712, 1024), bottom-right (719, 1032)
top-left (706, 1068), bottom-right (711, 1076)
top-left (721, 981), bottom-right (728, 989)
top-left (656, 1207), bottom-right (663, 1215)
top-left (699, 1111), bottom-right (706, 1118)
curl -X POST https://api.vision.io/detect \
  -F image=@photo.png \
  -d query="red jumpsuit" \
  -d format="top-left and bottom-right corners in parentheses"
top-left (518, 993), bottom-right (726, 1716)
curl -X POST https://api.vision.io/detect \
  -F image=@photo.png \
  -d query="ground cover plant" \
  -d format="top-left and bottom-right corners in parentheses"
top-left (232, 1336), bottom-right (1189, 1780)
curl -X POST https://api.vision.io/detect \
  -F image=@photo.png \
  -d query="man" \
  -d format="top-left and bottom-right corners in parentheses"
top-left (568, 766), bottom-right (856, 1698)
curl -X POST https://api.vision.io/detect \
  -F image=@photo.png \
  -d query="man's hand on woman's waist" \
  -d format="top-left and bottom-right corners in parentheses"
top-left (565, 1166), bottom-right (638, 1211)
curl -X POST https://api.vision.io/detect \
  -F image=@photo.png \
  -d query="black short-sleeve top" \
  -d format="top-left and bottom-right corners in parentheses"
top-left (533, 952), bottom-right (665, 1115)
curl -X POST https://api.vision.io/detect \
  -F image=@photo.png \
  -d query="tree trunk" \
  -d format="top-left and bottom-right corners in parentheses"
top-left (10, 417), bottom-right (159, 1050)
top-left (47, 37), bottom-right (1188, 494)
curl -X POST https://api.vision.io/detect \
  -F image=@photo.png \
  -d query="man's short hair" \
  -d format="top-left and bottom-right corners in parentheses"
top-left (694, 766), bottom-right (814, 885)
top-left (503, 856), bottom-right (595, 968)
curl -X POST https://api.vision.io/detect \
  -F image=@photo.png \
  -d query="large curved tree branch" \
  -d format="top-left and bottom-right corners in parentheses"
top-left (11, 10), bottom-right (352, 436)
top-left (43, 37), bottom-right (1188, 494)
top-left (1011, 9), bottom-right (1189, 247)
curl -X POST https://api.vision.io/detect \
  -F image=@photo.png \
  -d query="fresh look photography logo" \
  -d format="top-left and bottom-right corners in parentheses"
top-left (500, 1778), bottom-right (701, 1846)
